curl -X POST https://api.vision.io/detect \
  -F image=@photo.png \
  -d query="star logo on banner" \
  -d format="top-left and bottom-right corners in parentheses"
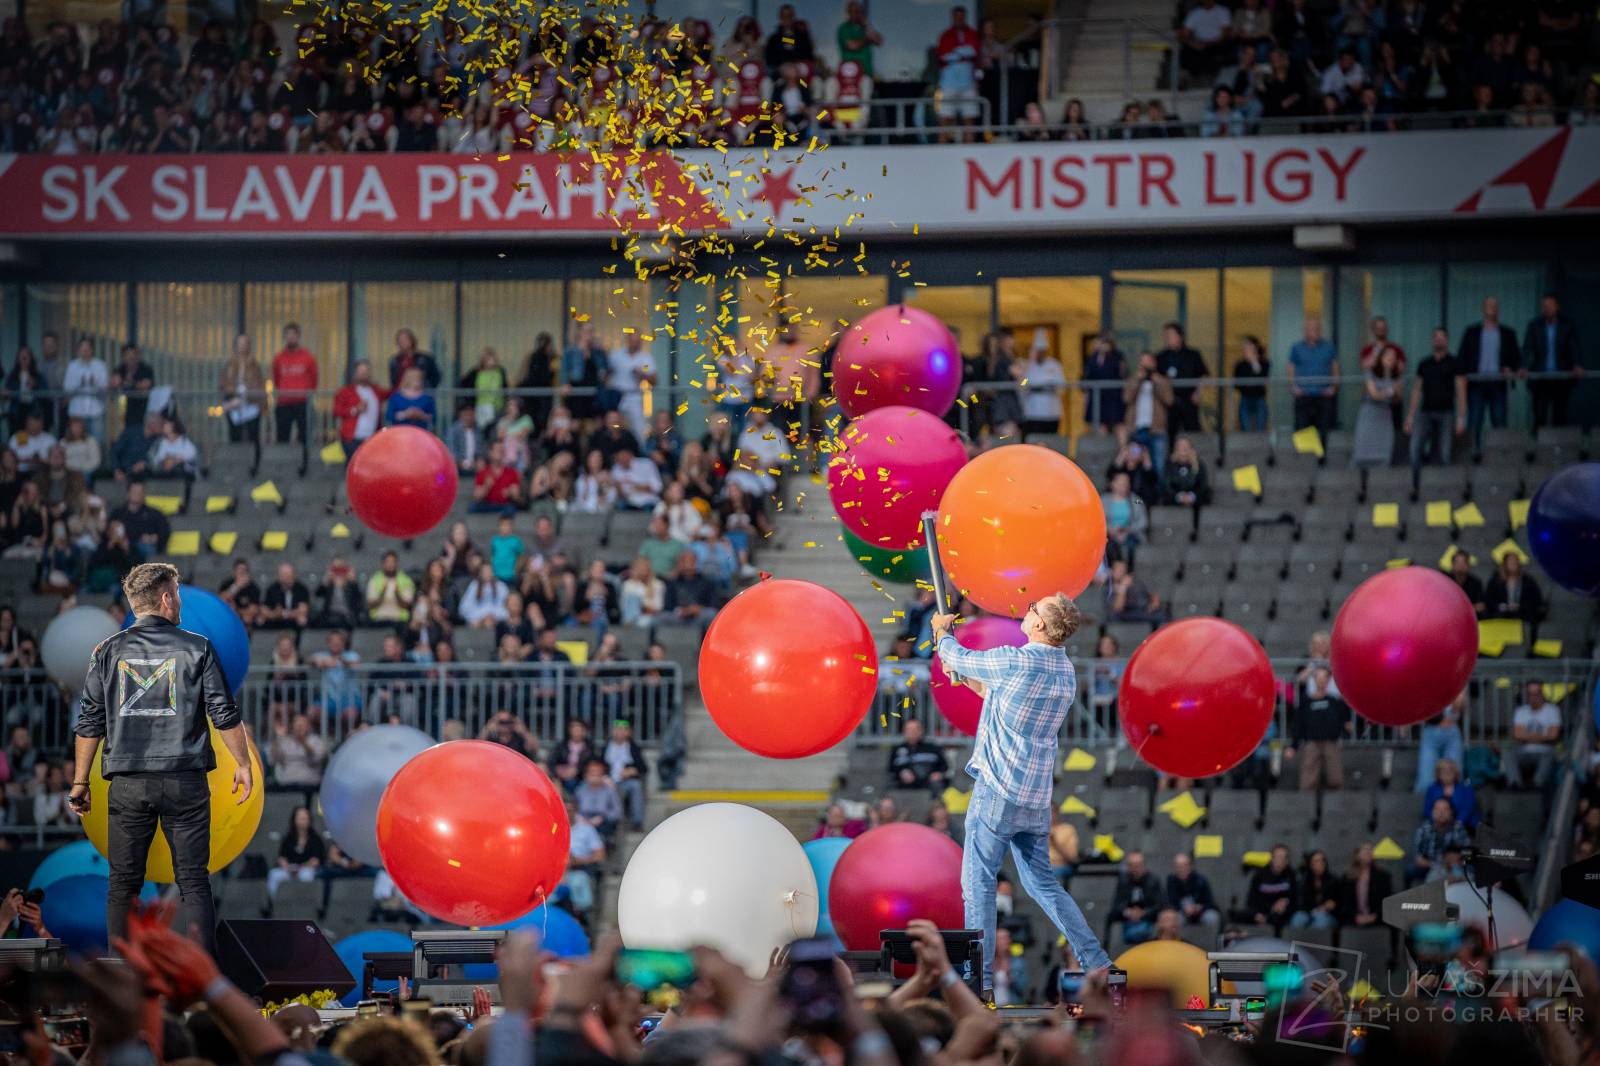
top-left (751, 167), bottom-right (802, 219)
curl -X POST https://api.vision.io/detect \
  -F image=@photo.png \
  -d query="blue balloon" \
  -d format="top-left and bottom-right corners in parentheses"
top-left (1529, 463), bottom-right (1600, 598)
top-left (123, 585), bottom-right (250, 693)
top-left (40, 874), bottom-right (111, 955)
top-left (332, 930), bottom-right (412, 1007)
top-left (29, 840), bottom-right (111, 891)
top-left (1530, 899), bottom-right (1600, 963)
top-left (803, 837), bottom-right (852, 939)
top-left (461, 903), bottom-right (591, 981)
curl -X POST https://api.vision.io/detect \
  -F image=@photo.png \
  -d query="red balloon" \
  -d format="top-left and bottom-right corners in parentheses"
top-left (1330, 566), bottom-right (1479, 727)
top-left (827, 406), bottom-right (967, 550)
top-left (828, 824), bottom-right (965, 951)
top-left (930, 615), bottom-right (1026, 736)
top-left (833, 305), bottom-right (963, 419)
top-left (346, 426), bottom-right (459, 539)
top-left (699, 579), bottom-right (877, 759)
top-left (375, 740), bottom-right (569, 925)
top-left (1119, 618), bottom-right (1275, 779)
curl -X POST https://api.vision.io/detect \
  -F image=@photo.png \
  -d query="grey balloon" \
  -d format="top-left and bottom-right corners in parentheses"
top-left (319, 725), bottom-right (435, 867)
top-left (39, 606), bottom-right (121, 690)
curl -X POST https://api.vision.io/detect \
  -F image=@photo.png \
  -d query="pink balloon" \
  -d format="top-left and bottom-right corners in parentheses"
top-left (930, 616), bottom-right (1027, 735)
top-left (833, 305), bottom-right (963, 419)
top-left (1330, 567), bottom-right (1479, 727)
top-left (826, 406), bottom-right (967, 550)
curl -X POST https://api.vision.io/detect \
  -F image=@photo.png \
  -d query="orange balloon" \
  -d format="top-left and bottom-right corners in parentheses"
top-left (936, 445), bottom-right (1105, 617)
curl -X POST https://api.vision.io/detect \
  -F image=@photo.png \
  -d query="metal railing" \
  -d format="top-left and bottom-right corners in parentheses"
top-left (0, 659), bottom-right (683, 754)
top-left (860, 656), bottom-right (1596, 754)
top-left (1532, 669), bottom-right (1599, 909)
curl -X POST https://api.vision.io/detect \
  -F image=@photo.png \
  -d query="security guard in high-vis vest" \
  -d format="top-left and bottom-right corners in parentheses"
top-left (72, 563), bottom-right (253, 955)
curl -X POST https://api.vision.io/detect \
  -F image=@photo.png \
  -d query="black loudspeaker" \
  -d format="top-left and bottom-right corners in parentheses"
top-left (215, 919), bottom-right (356, 1003)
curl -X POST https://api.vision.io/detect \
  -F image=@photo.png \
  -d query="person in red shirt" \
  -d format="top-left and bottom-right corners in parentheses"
top-left (471, 440), bottom-right (525, 515)
top-left (331, 359), bottom-right (388, 458)
top-left (1357, 315), bottom-right (1407, 372)
top-left (271, 322), bottom-right (319, 460)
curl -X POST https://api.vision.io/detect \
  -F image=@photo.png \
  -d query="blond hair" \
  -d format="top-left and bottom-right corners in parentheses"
top-left (1036, 594), bottom-right (1080, 646)
top-left (331, 1016), bottom-right (438, 1066)
top-left (122, 562), bottom-right (180, 614)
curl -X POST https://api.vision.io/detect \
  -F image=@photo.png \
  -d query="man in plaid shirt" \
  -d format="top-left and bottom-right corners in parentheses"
top-left (934, 593), bottom-right (1113, 995)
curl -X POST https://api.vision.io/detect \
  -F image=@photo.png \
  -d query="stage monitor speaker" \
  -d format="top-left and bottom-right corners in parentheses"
top-left (215, 920), bottom-right (355, 1003)
top-left (1561, 854), bottom-right (1600, 909)
top-left (1469, 825), bottom-right (1535, 888)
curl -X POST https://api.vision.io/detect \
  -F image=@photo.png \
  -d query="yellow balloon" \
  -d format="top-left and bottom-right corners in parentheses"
top-left (81, 726), bottom-right (265, 884)
top-left (1115, 939), bottom-right (1213, 1010)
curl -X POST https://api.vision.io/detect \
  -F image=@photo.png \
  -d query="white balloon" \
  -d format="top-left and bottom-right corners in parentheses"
top-left (1444, 880), bottom-right (1534, 949)
top-left (39, 606), bottom-right (121, 690)
top-left (617, 803), bottom-right (818, 976)
top-left (318, 725), bottom-right (435, 867)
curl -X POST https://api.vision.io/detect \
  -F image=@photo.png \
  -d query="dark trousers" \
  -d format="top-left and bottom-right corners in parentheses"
top-left (1530, 381), bottom-right (1569, 428)
top-left (1168, 392), bottom-right (1201, 439)
top-left (1294, 394), bottom-right (1336, 444)
top-left (106, 770), bottom-right (216, 956)
top-left (1465, 382), bottom-right (1507, 451)
top-left (274, 403), bottom-right (310, 459)
top-left (226, 416), bottom-right (259, 444)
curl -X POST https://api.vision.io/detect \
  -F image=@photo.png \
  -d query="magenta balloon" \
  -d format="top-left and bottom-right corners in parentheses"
top-left (930, 616), bottom-right (1027, 736)
top-left (1330, 567), bottom-right (1479, 727)
top-left (826, 406), bottom-right (968, 550)
top-left (833, 305), bottom-right (963, 419)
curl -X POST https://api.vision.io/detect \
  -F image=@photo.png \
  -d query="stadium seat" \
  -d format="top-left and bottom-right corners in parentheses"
top-left (1336, 924), bottom-right (1395, 978)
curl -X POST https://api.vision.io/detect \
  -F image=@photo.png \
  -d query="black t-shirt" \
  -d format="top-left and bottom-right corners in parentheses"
top-left (1159, 347), bottom-right (1208, 397)
top-left (1416, 354), bottom-right (1461, 412)
top-left (119, 362), bottom-right (156, 423)
top-left (1232, 357), bottom-right (1270, 398)
top-left (264, 581), bottom-right (311, 613)
top-left (279, 831), bottom-right (326, 866)
top-left (220, 577), bottom-right (262, 611)
top-left (111, 504), bottom-right (168, 546)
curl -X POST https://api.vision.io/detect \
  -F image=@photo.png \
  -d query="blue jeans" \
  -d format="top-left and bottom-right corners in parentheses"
top-left (1414, 725), bottom-right (1465, 793)
top-left (1289, 909), bottom-right (1339, 930)
top-left (1465, 382), bottom-right (1506, 451)
top-left (1237, 395), bottom-right (1268, 432)
top-left (1130, 426), bottom-right (1167, 484)
top-left (962, 811), bottom-right (1111, 988)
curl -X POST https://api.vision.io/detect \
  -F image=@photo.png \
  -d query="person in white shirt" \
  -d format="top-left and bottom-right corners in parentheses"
top-left (1319, 48), bottom-right (1366, 102)
top-left (149, 416), bottom-right (199, 478)
top-left (727, 408), bottom-right (787, 496)
top-left (1016, 341), bottom-right (1066, 438)
top-left (7, 413), bottom-right (57, 473)
top-left (1180, 0), bottom-right (1234, 80)
top-left (654, 480), bottom-right (706, 542)
top-left (457, 562), bottom-right (511, 628)
top-left (62, 339), bottom-right (109, 441)
top-left (612, 447), bottom-right (663, 510)
top-left (1512, 680), bottom-right (1562, 791)
top-left (574, 448), bottom-right (619, 513)
top-left (607, 333), bottom-right (657, 442)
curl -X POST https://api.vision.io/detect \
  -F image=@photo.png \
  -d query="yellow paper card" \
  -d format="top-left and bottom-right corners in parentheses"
top-left (1063, 748), bottom-right (1097, 772)
top-left (145, 495), bottom-right (182, 516)
top-left (250, 481), bottom-right (284, 506)
top-left (209, 532), bottom-right (238, 555)
top-left (1425, 501), bottom-right (1453, 527)
top-left (1386, 558), bottom-right (1411, 569)
top-left (1372, 837), bottom-right (1406, 860)
top-left (1371, 503), bottom-right (1400, 528)
top-left (1193, 835), bottom-right (1224, 859)
top-left (330, 523), bottom-right (351, 539)
top-left (165, 531), bottom-right (199, 556)
top-left (1093, 835), bottom-right (1125, 863)
top-left (1533, 639), bottom-right (1563, 658)
top-left (1157, 790), bottom-right (1196, 814)
top-left (1168, 802), bottom-right (1208, 829)
top-left (1478, 619), bottom-right (1523, 656)
top-left (1292, 426), bottom-right (1324, 458)
top-left (1453, 502), bottom-right (1485, 527)
top-left (1231, 465), bottom-right (1262, 495)
top-left (942, 787), bottom-right (970, 814)
top-left (1242, 851), bottom-right (1271, 868)
top-left (260, 531), bottom-right (289, 551)
top-left (557, 640), bottom-right (589, 665)
top-left (319, 440), bottom-right (346, 465)
top-left (1491, 538), bottom-right (1530, 566)
top-left (1547, 683), bottom-right (1572, 704)
top-left (1058, 795), bottom-right (1096, 818)
top-left (1508, 499), bottom-right (1531, 530)
top-left (205, 495), bottom-right (233, 514)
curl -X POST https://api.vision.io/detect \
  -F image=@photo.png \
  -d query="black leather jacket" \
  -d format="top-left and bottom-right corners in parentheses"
top-left (77, 615), bottom-right (241, 776)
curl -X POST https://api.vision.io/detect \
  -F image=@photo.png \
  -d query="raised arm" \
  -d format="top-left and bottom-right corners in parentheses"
top-left (935, 636), bottom-right (1021, 685)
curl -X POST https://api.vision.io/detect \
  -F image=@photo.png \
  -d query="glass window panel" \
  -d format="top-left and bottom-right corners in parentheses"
top-left (135, 282), bottom-right (238, 403)
top-left (998, 276), bottom-right (1102, 438)
top-left (901, 284), bottom-right (990, 362)
top-left (568, 279), bottom-right (654, 351)
top-left (355, 282), bottom-right (455, 386)
top-left (1222, 268), bottom-right (1271, 431)
top-left (26, 283), bottom-right (127, 366)
top-left (0, 286), bottom-right (17, 367)
top-left (461, 281), bottom-right (565, 390)
top-left (1112, 268), bottom-right (1220, 429)
top-left (244, 283), bottom-right (348, 416)
top-left (862, 0), bottom-right (950, 83)
top-left (1445, 262), bottom-right (1544, 431)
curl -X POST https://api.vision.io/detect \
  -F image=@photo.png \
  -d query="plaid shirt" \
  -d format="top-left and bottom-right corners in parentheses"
top-left (937, 636), bottom-right (1074, 826)
top-left (1412, 819), bottom-right (1472, 863)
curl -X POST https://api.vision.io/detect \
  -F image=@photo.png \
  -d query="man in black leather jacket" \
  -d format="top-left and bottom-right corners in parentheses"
top-left (71, 562), bottom-right (254, 955)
